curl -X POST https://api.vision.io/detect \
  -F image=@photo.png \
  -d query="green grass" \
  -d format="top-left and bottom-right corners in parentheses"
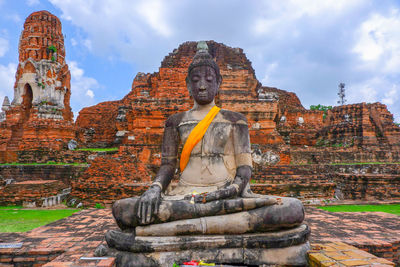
top-left (0, 207), bottom-right (80, 232)
top-left (0, 162), bottom-right (87, 166)
top-left (318, 204), bottom-right (400, 216)
top-left (75, 147), bottom-right (118, 152)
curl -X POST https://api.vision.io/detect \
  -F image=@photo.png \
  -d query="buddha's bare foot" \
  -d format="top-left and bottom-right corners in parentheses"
top-left (94, 244), bottom-right (108, 257)
top-left (105, 230), bottom-right (135, 251)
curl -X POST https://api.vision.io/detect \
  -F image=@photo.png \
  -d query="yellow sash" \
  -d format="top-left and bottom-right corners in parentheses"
top-left (180, 106), bottom-right (221, 172)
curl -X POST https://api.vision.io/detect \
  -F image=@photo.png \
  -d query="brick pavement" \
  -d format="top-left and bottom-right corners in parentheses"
top-left (0, 207), bottom-right (398, 266)
top-left (305, 207), bottom-right (400, 265)
top-left (0, 209), bottom-right (117, 266)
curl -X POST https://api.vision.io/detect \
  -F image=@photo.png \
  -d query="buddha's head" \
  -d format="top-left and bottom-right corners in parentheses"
top-left (186, 42), bottom-right (222, 105)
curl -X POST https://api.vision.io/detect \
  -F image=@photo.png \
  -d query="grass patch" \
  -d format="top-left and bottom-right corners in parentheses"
top-left (75, 147), bottom-right (118, 152)
top-left (318, 204), bottom-right (400, 216)
top-left (94, 203), bottom-right (105, 209)
top-left (0, 162), bottom-right (87, 166)
top-left (0, 207), bottom-right (80, 232)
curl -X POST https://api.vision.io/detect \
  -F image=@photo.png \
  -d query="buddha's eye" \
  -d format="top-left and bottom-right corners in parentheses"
top-left (191, 76), bottom-right (199, 82)
top-left (206, 76), bottom-right (214, 82)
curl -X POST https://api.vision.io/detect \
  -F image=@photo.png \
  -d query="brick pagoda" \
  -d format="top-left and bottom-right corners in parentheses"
top-left (0, 10), bottom-right (75, 157)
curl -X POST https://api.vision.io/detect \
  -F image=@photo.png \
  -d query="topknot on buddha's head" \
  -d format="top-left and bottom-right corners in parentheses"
top-left (187, 41), bottom-right (221, 79)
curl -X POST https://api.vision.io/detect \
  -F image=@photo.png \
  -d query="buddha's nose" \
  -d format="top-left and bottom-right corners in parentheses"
top-left (199, 80), bottom-right (207, 90)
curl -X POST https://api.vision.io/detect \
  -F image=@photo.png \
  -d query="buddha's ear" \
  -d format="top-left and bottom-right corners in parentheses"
top-left (186, 76), bottom-right (192, 96)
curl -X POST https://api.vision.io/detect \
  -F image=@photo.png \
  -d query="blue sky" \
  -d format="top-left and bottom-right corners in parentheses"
top-left (0, 0), bottom-right (400, 122)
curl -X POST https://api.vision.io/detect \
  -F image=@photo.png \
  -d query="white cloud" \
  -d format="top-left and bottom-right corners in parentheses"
top-left (261, 62), bottom-right (278, 85)
top-left (0, 37), bottom-right (9, 57)
top-left (289, 0), bottom-right (364, 16)
top-left (48, 0), bottom-right (176, 71)
top-left (382, 86), bottom-right (398, 106)
top-left (70, 38), bottom-right (77, 46)
top-left (0, 63), bottom-right (17, 103)
top-left (348, 77), bottom-right (400, 122)
top-left (68, 61), bottom-right (99, 114)
top-left (5, 14), bottom-right (20, 23)
top-left (26, 0), bottom-right (40, 6)
top-left (136, 0), bottom-right (172, 37)
top-left (83, 39), bottom-right (92, 51)
top-left (86, 89), bottom-right (94, 98)
top-left (348, 77), bottom-right (385, 103)
top-left (253, 0), bottom-right (364, 35)
top-left (353, 9), bottom-right (400, 73)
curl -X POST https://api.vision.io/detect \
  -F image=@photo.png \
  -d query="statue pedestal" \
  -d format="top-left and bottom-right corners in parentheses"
top-left (113, 224), bottom-right (310, 266)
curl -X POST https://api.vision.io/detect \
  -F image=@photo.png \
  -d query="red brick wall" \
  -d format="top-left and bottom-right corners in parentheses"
top-left (0, 165), bottom-right (87, 185)
top-left (0, 180), bottom-right (67, 206)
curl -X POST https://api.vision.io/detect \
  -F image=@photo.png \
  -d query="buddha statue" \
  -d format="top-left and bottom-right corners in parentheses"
top-left (104, 42), bottom-right (310, 266)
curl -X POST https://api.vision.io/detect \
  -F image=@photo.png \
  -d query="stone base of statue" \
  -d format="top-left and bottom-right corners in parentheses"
top-left (108, 224), bottom-right (310, 266)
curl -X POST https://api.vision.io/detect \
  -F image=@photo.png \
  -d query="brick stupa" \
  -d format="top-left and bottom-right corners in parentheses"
top-left (0, 11), bottom-right (75, 156)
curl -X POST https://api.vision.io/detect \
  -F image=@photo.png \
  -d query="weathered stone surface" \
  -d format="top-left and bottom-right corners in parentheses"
top-left (134, 197), bottom-right (304, 236)
top-left (1, 96), bottom-right (10, 111)
top-left (115, 242), bottom-right (310, 266)
top-left (67, 139), bottom-right (77, 150)
top-left (111, 224), bottom-right (309, 253)
top-left (113, 197), bottom-right (277, 227)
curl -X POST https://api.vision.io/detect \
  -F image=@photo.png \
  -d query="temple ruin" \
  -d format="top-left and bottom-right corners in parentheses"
top-left (0, 10), bottom-right (75, 159)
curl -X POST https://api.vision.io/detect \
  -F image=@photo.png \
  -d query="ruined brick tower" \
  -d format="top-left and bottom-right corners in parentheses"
top-left (0, 10), bottom-right (75, 154)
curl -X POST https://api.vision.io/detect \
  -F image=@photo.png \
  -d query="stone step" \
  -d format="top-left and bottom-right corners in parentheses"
top-left (256, 164), bottom-right (400, 175)
top-left (338, 173), bottom-right (400, 178)
top-left (254, 179), bottom-right (334, 185)
top-left (251, 183), bottom-right (336, 199)
top-left (253, 174), bottom-right (333, 184)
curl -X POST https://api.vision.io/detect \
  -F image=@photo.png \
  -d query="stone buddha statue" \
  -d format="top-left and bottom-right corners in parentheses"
top-left (104, 42), bottom-right (310, 266)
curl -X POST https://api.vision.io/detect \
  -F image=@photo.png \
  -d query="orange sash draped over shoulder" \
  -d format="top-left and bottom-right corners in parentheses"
top-left (180, 106), bottom-right (221, 172)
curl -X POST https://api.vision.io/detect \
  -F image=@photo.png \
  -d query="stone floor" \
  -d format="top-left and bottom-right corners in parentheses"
top-left (0, 206), bottom-right (399, 266)
top-left (304, 207), bottom-right (400, 264)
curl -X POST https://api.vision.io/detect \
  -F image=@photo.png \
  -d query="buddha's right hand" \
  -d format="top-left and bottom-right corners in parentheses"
top-left (137, 185), bottom-right (162, 224)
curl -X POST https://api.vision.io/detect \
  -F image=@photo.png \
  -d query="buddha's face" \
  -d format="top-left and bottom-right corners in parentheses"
top-left (188, 65), bottom-right (221, 105)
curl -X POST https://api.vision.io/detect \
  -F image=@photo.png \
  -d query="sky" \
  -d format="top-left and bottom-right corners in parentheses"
top-left (0, 0), bottom-right (400, 122)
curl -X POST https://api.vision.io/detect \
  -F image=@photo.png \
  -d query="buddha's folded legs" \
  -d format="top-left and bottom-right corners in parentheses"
top-left (135, 197), bottom-right (304, 236)
top-left (112, 196), bottom-right (278, 230)
top-left (106, 196), bottom-right (305, 251)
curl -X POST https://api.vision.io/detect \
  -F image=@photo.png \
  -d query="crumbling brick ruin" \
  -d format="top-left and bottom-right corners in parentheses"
top-left (0, 10), bottom-right (75, 156)
top-left (73, 41), bottom-right (400, 205)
